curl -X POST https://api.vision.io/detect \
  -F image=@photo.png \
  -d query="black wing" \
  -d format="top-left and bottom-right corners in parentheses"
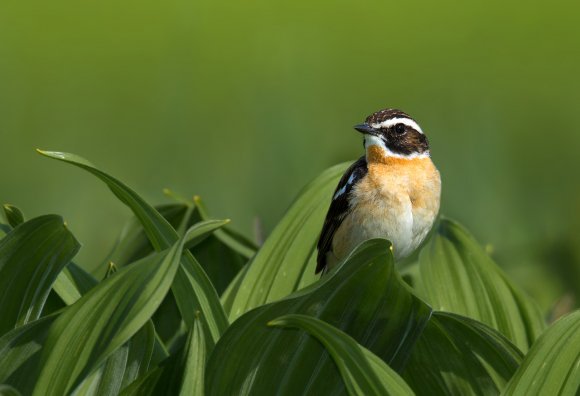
top-left (316, 156), bottom-right (368, 274)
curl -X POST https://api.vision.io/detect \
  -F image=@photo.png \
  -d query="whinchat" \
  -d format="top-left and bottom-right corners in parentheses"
top-left (316, 108), bottom-right (441, 274)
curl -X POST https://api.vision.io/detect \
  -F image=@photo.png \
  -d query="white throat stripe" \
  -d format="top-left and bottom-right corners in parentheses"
top-left (371, 118), bottom-right (424, 134)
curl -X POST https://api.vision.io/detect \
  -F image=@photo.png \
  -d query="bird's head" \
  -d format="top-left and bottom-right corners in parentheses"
top-left (354, 108), bottom-right (430, 162)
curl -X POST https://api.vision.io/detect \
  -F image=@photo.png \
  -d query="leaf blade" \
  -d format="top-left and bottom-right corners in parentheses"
top-left (2, 204), bottom-right (24, 228)
top-left (206, 239), bottom-right (432, 395)
top-left (503, 310), bottom-right (580, 396)
top-left (224, 162), bottom-right (349, 321)
top-left (37, 150), bottom-right (229, 345)
top-left (0, 215), bottom-right (79, 335)
top-left (31, 225), bottom-right (195, 395)
top-left (269, 314), bottom-right (414, 396)
top-left (416, 219), bottom-right (545, 351)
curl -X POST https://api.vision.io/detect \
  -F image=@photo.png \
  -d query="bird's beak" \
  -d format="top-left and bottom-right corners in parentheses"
top-left (354, 123), bottom-right (377, 135)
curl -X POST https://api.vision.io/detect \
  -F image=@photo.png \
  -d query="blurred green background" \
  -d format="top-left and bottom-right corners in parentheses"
top-left (1, 0), bottom-right (579, 314)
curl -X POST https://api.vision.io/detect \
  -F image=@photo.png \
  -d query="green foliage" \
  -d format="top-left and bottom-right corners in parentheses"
top-left (0, 152), bottom-right (578, 395)
top-left (0, 215), bottom-right (80, 334)
top-left (268, 314), bottom-right (414, 396)
top-left (503, 310), bottom-right (580, 395)
top-left (413, 219), bottom-right (546, 352)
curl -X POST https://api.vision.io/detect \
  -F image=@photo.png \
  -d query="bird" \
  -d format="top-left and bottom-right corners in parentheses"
top-left (316, 108), bottom-right (441, 275)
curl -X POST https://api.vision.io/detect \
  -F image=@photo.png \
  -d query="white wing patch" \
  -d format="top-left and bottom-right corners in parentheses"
top-left (333, 172), bottom-right (357, 200)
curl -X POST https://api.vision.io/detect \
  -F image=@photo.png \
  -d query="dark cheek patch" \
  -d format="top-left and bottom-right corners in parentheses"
top-left (386, 130), bottom-right (429, 155)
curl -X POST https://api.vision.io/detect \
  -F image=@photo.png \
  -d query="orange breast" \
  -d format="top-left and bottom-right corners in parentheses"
top-left (329, 151), bottom-right (441, 268)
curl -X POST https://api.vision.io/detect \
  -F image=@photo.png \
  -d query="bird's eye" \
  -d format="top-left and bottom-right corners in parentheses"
top-left (394, 123), bottom-right (406, 134)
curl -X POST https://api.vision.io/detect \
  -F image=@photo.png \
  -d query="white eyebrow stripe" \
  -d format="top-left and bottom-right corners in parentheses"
top-left (371, 117), bottom-right (424, 134)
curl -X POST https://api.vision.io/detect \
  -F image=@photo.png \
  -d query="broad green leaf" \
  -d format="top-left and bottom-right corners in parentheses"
top-left (120, 316), bottom-right (206, 396)
top-left (403, 312), bottom-right (523, 395)
top-left (224, 162), bottom-right (349, 321)
top-left (0, 315), bottom-right (58, 395)
top-left (38, 150), bottom-right (228, 346)
top-left (208, 238), bottom-right (524, 395)
top-left (119, 368), bottom-right (164, 396)
top-left (168, 196), bottom-right (251, 294)
top-left (269, 314), bottom-right (414, 396)
top-left (72, 321), bottom-right (155, 396)
top-left (191, 233), bottom-right (246, 295)
top-left (415, 219), bottom-right (545, 351)
top-left (52, 272), bottom-right (84, 306)
top-left (503, 310), bottom-right (580, 395)
top-left (193, 195), bottom-right (257, 259)
top-left (121, 321), bottom-right (156, 389)
top-left (2, 205), bottom-right (24, 228)
top-left (0, 385), bottom-right (21, 396)
top-left (52, 262), bottom-right (98, 305)
top-left (206, 239), bottom-right (432, 395)
top-left (73, 342), bottom-right (129, 396)
top-left (219, 263), bottom-right (249, 311)
top-left (0, 215), bottom-right (80, 335)
top-left (107, 200), bottom-right (245, 295)
top-left (178, 317), bottom-right (206, 395)
top-left (102, 201), bottom-right (237, 346)
top-left (104, 204), bottom-right (188, 267)
top-left (32, 225), bottom-right (195, 396)
top-left (0, 224), bottom-right (10, 237)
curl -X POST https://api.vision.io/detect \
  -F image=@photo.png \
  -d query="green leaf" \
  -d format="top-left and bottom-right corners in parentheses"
top-left (192, 234), bottom-right (247, 295)
top-left (119, 316), bottom-right (207, 396)
top-left (52, 262), bottom-right (98, 305)
top-left (206, 239), bottom-right (432, 395)
top-left (269, 314), bottom-right (414, 396)
top-left (105, 204), bottom-right (188, 267)
top-left (403, 312), bottom-right (523, 395)
top-left (119, 368), bottom-right (164, 396)
top-left (38, 150), bottom-right (229, 347)
top-left (0, 384), bottom-right (21, 396)
top-left (178, 316), bottom-right (206, 395)
top-left (0, 314), bottom-right (58, 395)
top-left (208, 238), bottom-right (524, 395)
top-left (223, 162), bottom-right (349, 321)
top-left (101, 202), bottom-right (237, 345)
top-left (0, 215), bottom-right (80, 335)
top-left (0, 224), bottom-right (10, 238)
top-left (31, 224), bottom-right (195, 396)
top-left (193, 195), bottom-right (257, 259)
top-left (73, 341), bottom-right (130, 396)
top-left (121, 321), bottom-right (156, 389)
top-left (72, 321), bottom-right (155, 396)
top-left (415, 218), bottom-right (545, 351)
top-left (503, 310), bottom-right (580, 395)
top-left (2, 205), bottom-right (24, 228)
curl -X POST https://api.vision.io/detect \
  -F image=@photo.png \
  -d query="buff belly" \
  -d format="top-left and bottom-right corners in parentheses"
top-left (328, 157), bottom-right (440, 270)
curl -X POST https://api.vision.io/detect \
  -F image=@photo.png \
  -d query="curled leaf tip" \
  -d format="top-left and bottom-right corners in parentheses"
top-left (266, 319), bottom-right (286, 327)
top-left (36, 149), bottom-right (67, 160)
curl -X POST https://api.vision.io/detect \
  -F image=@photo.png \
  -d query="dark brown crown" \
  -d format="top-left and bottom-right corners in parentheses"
top-left (365, 108), bottom-right (412, 125)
